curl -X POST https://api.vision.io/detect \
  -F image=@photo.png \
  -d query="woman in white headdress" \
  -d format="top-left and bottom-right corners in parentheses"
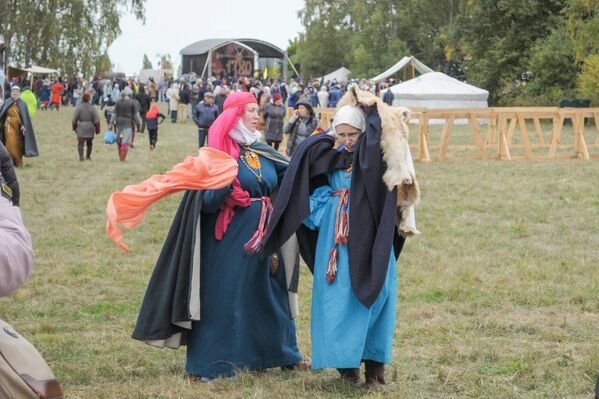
top-left (263, 85), bottom-right (419, 387)
top-left (301, 103), bottom-right (413, 386)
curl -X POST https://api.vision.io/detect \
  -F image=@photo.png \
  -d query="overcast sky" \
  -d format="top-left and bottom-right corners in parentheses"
top-left (108, 0), bottom-right (305, 76)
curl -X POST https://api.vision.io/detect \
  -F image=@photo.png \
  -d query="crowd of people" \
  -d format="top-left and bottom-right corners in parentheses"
top-left (1, 69), bottom-right (400, 164)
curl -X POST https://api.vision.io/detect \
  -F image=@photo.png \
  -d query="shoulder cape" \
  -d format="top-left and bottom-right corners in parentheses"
top-left (0, 98), bottom-right (39, 157)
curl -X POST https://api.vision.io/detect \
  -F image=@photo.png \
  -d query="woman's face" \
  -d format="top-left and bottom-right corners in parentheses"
top-left (335, 124), bottom-right (362, 151)
top-left (241, 103), bottom-right (260, 132)
top-left (274, 98), bottom-right (283, 106)
top-left (297, 105), bottom-right (309, 118)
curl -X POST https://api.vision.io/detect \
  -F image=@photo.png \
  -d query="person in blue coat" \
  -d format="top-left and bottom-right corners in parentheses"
top-left (263, 86), bottom-right (420, 386)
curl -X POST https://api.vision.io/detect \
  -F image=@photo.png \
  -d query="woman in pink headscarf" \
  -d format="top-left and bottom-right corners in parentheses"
top-left (130, 92), bottom-right (304, 381)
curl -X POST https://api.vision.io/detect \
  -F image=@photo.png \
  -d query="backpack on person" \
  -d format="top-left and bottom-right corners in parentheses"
top-left (0, 319), bottom-right (63, 399)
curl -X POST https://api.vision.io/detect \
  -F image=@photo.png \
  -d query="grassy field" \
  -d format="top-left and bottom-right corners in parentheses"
top-left (1, 104), bottom-right (598, 398)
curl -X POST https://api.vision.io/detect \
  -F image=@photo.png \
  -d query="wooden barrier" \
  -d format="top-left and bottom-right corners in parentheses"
top-left (284, 107), bottom-right (599, 161)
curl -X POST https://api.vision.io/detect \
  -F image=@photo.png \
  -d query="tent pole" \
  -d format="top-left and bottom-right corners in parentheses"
top-left (285, 54), bottom-right (300, 78)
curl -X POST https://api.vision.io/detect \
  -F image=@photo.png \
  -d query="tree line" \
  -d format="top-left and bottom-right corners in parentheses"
top-left (0, 0), bottom-right (145, 78)
top-left (290, 0), bottom-right (599, 105)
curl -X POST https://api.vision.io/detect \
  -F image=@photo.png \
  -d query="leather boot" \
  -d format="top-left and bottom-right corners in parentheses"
top-left (364, 360), bottom-right (385, 385)
top-left (86, 141), bottom-right (93, 160)
top-left (77, 142), bottom-right (84, 161)
top-left (337, 368), bottom-right (360, 384)
top-left (120, 143), bottom-right (129, 161)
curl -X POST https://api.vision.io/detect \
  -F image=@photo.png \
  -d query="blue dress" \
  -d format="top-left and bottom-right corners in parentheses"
top-left (185, 151), bottom-right (301, 378)
top-left (303, 168), bottom-right (397, 369)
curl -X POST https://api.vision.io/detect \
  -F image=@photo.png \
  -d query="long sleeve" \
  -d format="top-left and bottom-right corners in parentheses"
top-left (72, 107), bottom-right (80, 131)
top-left (284, 116), bottom-right (298, 133)
top-left (302, 185), bottom-right (332, 230)
top-left (0, 196), bottom-right (34, 297)
top-left (202, 186), bottom-right (233, 213)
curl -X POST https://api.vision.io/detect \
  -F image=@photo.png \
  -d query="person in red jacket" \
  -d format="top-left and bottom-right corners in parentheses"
top-left (50, 78), bottom-right (64, 111)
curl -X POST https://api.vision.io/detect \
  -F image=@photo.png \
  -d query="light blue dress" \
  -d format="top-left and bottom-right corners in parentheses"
top-left (303, 168), bottom-right (397, 369)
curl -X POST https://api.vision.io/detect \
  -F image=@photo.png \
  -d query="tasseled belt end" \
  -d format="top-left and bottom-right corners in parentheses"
top-left (326, 247), bottom-right (338, 283)
top-left (244, 196), bottom-right (273, 255)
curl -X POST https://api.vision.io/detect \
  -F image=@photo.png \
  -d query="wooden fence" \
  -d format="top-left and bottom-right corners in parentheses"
top-left (286, 107), bottom-right (599, 161)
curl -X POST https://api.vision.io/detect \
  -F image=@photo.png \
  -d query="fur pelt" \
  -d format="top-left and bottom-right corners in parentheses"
top-left (336, 85), bottom-right (420, 208)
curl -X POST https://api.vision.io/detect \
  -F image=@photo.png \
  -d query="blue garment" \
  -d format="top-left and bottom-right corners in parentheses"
top-left (303, 169), bottom-right (397, 369)
top-left (193, 101), bottom-right (219, 128)
top-left (328, 87), bottom-right (343, 108)
top-left (186, 152), bottom-right (301, 378)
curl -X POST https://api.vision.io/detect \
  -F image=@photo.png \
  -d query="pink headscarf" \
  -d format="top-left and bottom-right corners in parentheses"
top-left (207, 92), bottom-right (257, 160)
top-left (207, 92), bottom-right (258, 240)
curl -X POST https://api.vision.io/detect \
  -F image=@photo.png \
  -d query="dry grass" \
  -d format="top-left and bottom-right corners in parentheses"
top-left (1, 104), bottom-right (598, 398)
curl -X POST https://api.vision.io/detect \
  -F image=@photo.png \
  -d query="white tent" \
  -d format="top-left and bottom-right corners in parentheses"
top-left (20, 65), bottom-right (59, 74)
top-left (382, 72), bottom-right (489, 124)
top-left (320, 66), bottom-right (351, 83)
top-left (370, 56), bottom-right (433, 82)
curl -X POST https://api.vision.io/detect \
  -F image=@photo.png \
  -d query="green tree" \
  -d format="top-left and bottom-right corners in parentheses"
top-left (563, 0), bottom-right (599, 64)
top-left (526, 26), bottom-right (578, 104)
top-left (159, 54), bottom-right (172, 71)
top-left (577, 54), bottom-right (599, 104)
top-left (459, 0), bottom-right (565, 104)
top-left (142, 53), bottom-right (152, 69)
top-left (0, 0), bottom-right (145, 77)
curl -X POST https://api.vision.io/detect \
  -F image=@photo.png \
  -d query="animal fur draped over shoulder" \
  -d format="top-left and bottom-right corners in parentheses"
top-left (337, 85), bottom-right (419, 207)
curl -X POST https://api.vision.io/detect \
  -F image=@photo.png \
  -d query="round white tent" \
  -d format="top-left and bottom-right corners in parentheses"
top-left (382, 72), bottom-right (489, 124)
top-left (384, 71), bottom-right (488, 108)
top-left (320, 66), bottom-right (351, 83)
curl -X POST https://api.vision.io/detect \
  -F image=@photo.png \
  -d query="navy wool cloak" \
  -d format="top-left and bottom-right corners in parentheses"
top-left (263, 105), bottom-right (405, 308)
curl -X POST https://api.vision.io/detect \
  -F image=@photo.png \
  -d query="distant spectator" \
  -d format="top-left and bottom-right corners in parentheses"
top-left (72, 91), bottom-right (100, 161)
top-left (192, 91), bottom-right (219, 147)
top-left (328, 85), bottom-right (343, 108)
top-left (284, 100), bottom-right (319, 157)
top-left (145, 104), bottom-right (165, 150)
top-left (317, 85), bottom-right (329, 108)
top-left (263, 93), bottom-right (286, 151)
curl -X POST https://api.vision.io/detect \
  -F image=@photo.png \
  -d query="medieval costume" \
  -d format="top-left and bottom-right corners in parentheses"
top-left (107, 92), bottom-right (302, 381)
top-left (0, 86), bottom-right (39, 167)
top-left (263, 86), bottom-right (420, 385)
top-left (72, 92), bottom-right (100, 161)
top-left (110, 87), bottom-right (141, 162)
top-left (50, 80), bottom-right (63, 110)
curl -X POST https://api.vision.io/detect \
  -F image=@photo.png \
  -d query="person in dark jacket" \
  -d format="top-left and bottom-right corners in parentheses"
top-left (145, 104), bottom-right (165, 150)
top-left (382, 83), bottom-right (395, 106)
top-left (135, 84), bottom-right (152, 133)
top-left (192, 92), bottom-right (219, 147)
top-left (262, 93), bottom-right (286, 150)
top-left (214, 86), bottom-right (228, 114)
top-left (178, 83), bottom-right (190, 123)
top-left (72, 92), bottom-right (100, 161)
top-left (284, 100), bottom-right (319, 157)
top-left (328, 85), bottom-right (343, 108)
